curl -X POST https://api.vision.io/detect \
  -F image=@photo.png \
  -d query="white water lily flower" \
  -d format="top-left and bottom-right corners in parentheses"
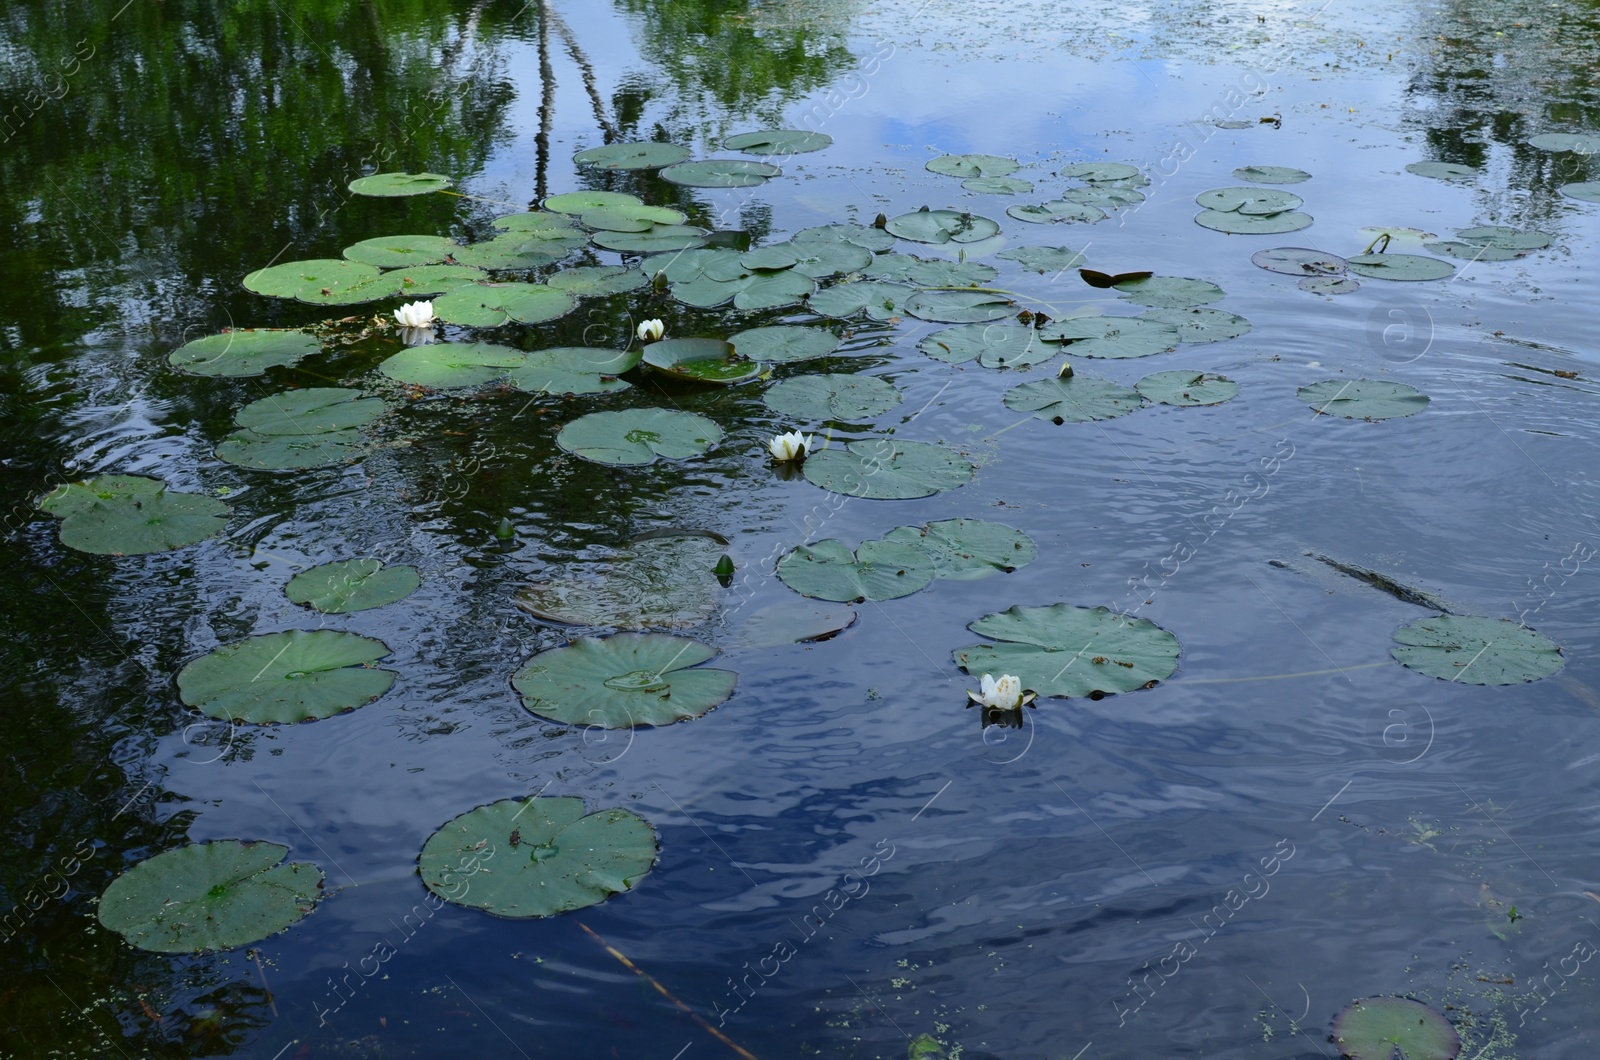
top-left (967, 673), bottom-right (1034, 710)
top-left (636, 318), bottom-right (665, 342)
top-left (393, 300), bottom-right (436, 329)
top-left (768, 430), bottom-right (812, 462)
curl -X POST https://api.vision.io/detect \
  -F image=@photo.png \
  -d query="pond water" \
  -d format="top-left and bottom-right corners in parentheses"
top-left (3, 0), bottom-right (1600, 1057)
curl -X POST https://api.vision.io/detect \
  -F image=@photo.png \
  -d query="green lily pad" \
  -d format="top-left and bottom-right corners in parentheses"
top-left (573, 141), bottom-right (690, 170)
top-left (953, 604), bottom-right (1181, 699)
top-left (1196, 186), bottom-right (1303, 214)
top-left (1344, 253), bottom-right (1453, 281)
top-left (864, 254), bottom-right (997, 287)
top-left (38, 475), bottom-right (229, 555)
top-left (1114, 276), bottom-right (1225, 308)
top-left (730, 325), bottom-right (841, 364)
top-left (802, 439), bottom-right (974, 500)
top-left (1060, 185), bottom-right (1145, 210)
top-left (1330, 997), bottom-right (1461, 1059)
top-left (1195, 208), bottom-right (1313, 234)
top-left (1528, 132), bottom-right (1600, 154)
top-left (242, 258), bottom-right (381, 301)
top-left (792, 223), bottom-right (897, 253)
top-left (1135, 371), bottom-right (1239, 406)
top-left (379, 342), bottom-right (526, 387)
top-left (580, 203), bottom-right (688, 232)
top-left (454, 231), bottom-right (587, 271)
top-left (920, 322), bottom-right (1055, 368)
top-left (776, 539), bottom-right (935, 602)
top-left (546, 265), bottom-right (648, 297)
top-left (1391, 615), bottom-right (1562, 685)
top-left (514, 633), bottom-right (735, 728)
top-left (723, 129), bottom-right (832, 155)
top-left (347, 171), bottom-right (452, 197)
top-left (342, 235), bottom-right (458, 268)
top-left (516, 534), bottom-right (725, 630)
top-left (591, 224), bottom-right (712, 254)
top-left (1560, 182), bottom-right (1600, 203)
top-left (1041, 316), bottom-right (1181, 358)
top-left (808, 281), bottom-right (916, 320)
top-left (1300, 378), bottom-right (1430, 419)
top-left (1251, 247), bottom-right (1349, 276)
top-left (926, 154), bottom-right (1020, 178)
top-left (286, 559), bottom-right (421, 613)
top-left (216, 431), bottom-right (367, 471)
top-left (904, 289), bottom-right (1016, 323)
top-left (556, 408), bottom-right (722, 466)
top-left (1424, 226), bottom-right (1552, 260)
top-left (763, 374), bottom-right (902, 421)
top-left (1007, 200), bottom-right (1108, 225)
top-left (1405, 161), bottom-right (1477, 181)
top-left (885, 209), bottom-right (1001, 244)
top-left (233, 388), bottom-right (385, 435)
top-left (506, 347), bottom-right (637, 396)
top-left (741, 240), bottom-right (872, 279)
top-left (97, 840), bottom-right (322, 954)
top-left (963, 176), bottom-right (1034, 194)
top-left (1422, 241), bottom-right (1525, 262)
top-left (177, 629), bottom-right (397, 723)
top-left (494, 210), bottom-right (590, 233)
top-left (1233, 165), bottom-right (1311, 184)
top-left (1059, 162), bottom-right (1143, 183)
top-left (420, 796), bottom-right (657, 916)
top-left (660, 159), bottom-right (781, 188)
top-left (384, 263), bottom-right (491, 297)
top-left (1301, 277), bottom-right (1362, 294)
top-left (880, 518), bottom-right (1036, 580)
top-left (996, 245), bottom-right (1086, 272)
top-left (432, 282), bottom-right (575, 326)
top-left (168, 329), bottom-right (321, 378)
top-left (1136, 307), bottom-right (1252, 343)
top-left (1003, 375), bottom-right (1145, 422)
top-left (642, 338), bottom-right (761, 385)
top-left (544, 191), bottom-right (643, 215)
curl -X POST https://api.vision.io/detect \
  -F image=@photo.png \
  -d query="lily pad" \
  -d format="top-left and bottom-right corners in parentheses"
top-left (216, 430), bottom-right (367, 471)
top-left (1560, 182), bottom-right (1600, 203)
top-left (97, 841), bottom-right (322, 954)
top-left (1041, 316), bottom-right (1181, 359)
top-left (1060, 185), bottom-right (1145, 210)
top-left (801, 439), bottom-right (974, 500)
top-left (808, 281), bottom-right (915, 321)
top-left (885, 209), bottom-right (1001, 244)
top-left (177, 629), bottom-right (397, 723)
top-left (233, 388), bottom-right (385, 435)
top-left (494, 210), bottom-right (589, 233)
top-left (38, 475), bottom-right (229, 555)
top-left (1135, 371), bottom-right (1239, 406)
top-left (513, 633), bottom-right (736, 728)
top-left (1426, 225), bottom-right (1552, 258)
top-left (659, 159), bottom-right (781, 188)
top-left (544, 191), bottom-right (641, 215)
top-left (347, 171), bottom-right (452, 197)
top-left (1300, 378), bottom-right (1430, 420)
top-left (730, 325), bottom-right (841, 364)
top-left (591, 224), bottom-right (712, 254)
top-left (642, 338), bottom-right (761, 386)
top-left (1195, 208), bottom-right (1313, 234)
top-left (792, 223), bottom-right (896, 253)
top-left (904, 289), bottom-right (1016, 323)
top-left (242, 258), bottom-right (381, 301)
top-left (1059, 162), bottom-right (1143, 183)
top-left (1008, 200), bottom-right (1108, 225)
top-left (996, 245), bottom-right (1086, 273)
top-left (743, 240), bottom-right (873, 279)
top-left (763, 374), bottom-right (901, 421)
top-left (1233, 165), bottom-right (1311, 184)
top-left (516, 534), bottom-right (725, 630)
top-left (379, 342), bottom-right (527, 388)
top-left (454, 231), bottom-right (587, 271)
top-left (168, 329), bottom-right (321, 378)
top-left (962, 176), bottom-right (1034, 194)
top-left (920, 322), bottom-right (1055, 369)
top-left (556, 408), bottom-right (722, 466)
top-left (953, 604), bottom-right (1181, 699)
top-left (383, 263), bottom-right (491, 297)
top-left (286, 559), bottom-right (421, 613)
top-left (776, 539), bottom-right (935, 602)
top-left (864, 254), bottom-right (997, 287)
top-left (880, 518), bottom-right (1036, 580)
top-left (432, 283), bottom-right (575, 326)
top-left (926, 154), bottom-right (1020, 178)
top-left (580, 203), bottom-right (688, 232)
top-left (1528, 132), bottom-right (1600, 154)
top-left (573, 141), bottom-right (690, 170)
top-left (1301, 277), bottom-right (1362, 294)
top-left (1405, 161), bottom-right (1477, 181)
top-left (1114, 276), bottom-right (1225, 309)
top-left (342, 235), bottom-right (458, 268)
top-left (506, 347), bottom-right (637, 396)
top-left (1196, 186), bottom-right (1303, 214)
top-left (1003, 375), bottom-right (1145, 422)
top-left (1136, 307), bottom-right (1252, 343)
top-left (1330, 997), bottom-right (1460, 1059)
top-left (1345, 253), bottom-right (1454, 281)
top-left (723, 129), bottom-right (832, 155)
top-left (546, 265), bottom-right (648, 297)
top-left (1390, 615), bottom-right (1563, 685)
top-left (1251, 247), bottom-right (1349, 276)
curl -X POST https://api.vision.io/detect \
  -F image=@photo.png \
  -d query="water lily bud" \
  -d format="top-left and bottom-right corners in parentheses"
top-left (636, 318), bottom-right (665, 343)
top-left (1058, 361), bottom-right (1074, 379)
top-left (494, 517), bottom-right (515, 540)
top-left (393, 300), bottom-right (437, 329)
top-left (767, 430), bottom-right (812, 462)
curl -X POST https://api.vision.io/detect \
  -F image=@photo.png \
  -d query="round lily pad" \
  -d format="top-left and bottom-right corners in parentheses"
top-left (544, 191), bottom-right (643, 215)
top-left (1391, 615), bottom-right (1562, 685)
top-left (793, 223), bottom-right (897, 253)
top-left (453, 233), bottom-right (586, 272)
top-left (546, 265), bottom-right (648, 297)
top-left (745, 240), bottom-right (873, 279)
top-left (432, 283), bottom-right (576, 326)
top-left (1114, 276), bottom-right (1225, 308)
top-left (953, 604), bottom-right (1181, 699)
top-left (1560, 182), bottom-right (1600, 203)
top-left (513, 633), bottom-right (736, 728)
top-left (1007, 200), bottom-right (1108, 225)
top-left (642, 338), bottom-right (761, 386)
top-left (1300, 378), bottom-right (1430, 420)
top-left (1405, 161), bottom-right (1476, 181)
top-left (885, 209), bottom-right (1001, 244)
top-left (385, 263), bottom-right (491, 297)
top-left (659, 159), bottom-right (781, 188)
top-left (348, 172), bottom-right (452, 196)
top-left (1136, 307), bottom-right (1252, 343)
top-left (1003, 375), bottom-right (1145, 422)
top-left (963, 176), bottom-right (1034, 194)
top-left (801, 439), bottom-right (974, 500)
top-left (1059, 162), bottom-right (1143, 183)
top-left (1251, 247), bottom-right (1349, 276)
top-left (38, 475), bottom-right (229, 556)
top-left (495, 209), bottom-right (590, 232)
top-left (926, 154), bottom-right (1020, 178)
top-left (1345, 253), bottom-right (1454, 281)
top-left (807, 281), bottom-right (915, 320)
top-left (177, 629), bottom-right (397, 724)
top-left (920, 322), bottom-right (1055, 369)
top-left (763, 374), bottom-right (901, 421)
top-left (776, 539), bottom-right (935, 602)
top-left (573, 141), bottom-right (690, 170)
top-left (863, 253), bottom-right (996, 287)
top-left (591, 225), bottom-right (712, 254)
top-left (904, 289), bottom-right (1016, 323)
top-left (1234, 165), bottom-right (1312, 184)
top-left (1330, 997), bottom-right (1460, 1059)
top-left (168, 329), bottom-right (321, 378)
top-left (379, 342), bottom-right (526, 387)
top-left (1060, 185), bottom-right (1145, 210)
top-left (997, 245), bottom-right (1086, 273)
top-left (1135, 371), bottom-right (1238, 406)
top-left (516, 534), bottom-right (725, 630)
top-left (287, 558), bottom-right (421, 613)
top-left (1041, 316), bottom-right (1181, 358)
top-left (506, 347), bottom-right (636, 397)
top-left (556, 408), bottom-right (722, 466)
top-left (584, 204), bottom-right (687, 233)
top-left (1195, 209), bottom-right (1313, 234)
top-left (242, 259), bottom-right (381, 300)
top-left (1196, 186), bottom-right (1303, 214)
top-left (1528, 132), bottom-right (1600, 154)
top-left (216, 430), bottom-right (367, 471)
top-left (419, 796), bottom-right (658, 916)
top-left (232, 388), bottom-right (385, 435)
top-left (342, 235), bottom-right (458, 268)
top-left (1425, 226), bottom-right (1552, 261)
top-left (97, 840), bottom-right (322, 954)
top-left (730, 325), bottom-right (840, 364)
top-left (723, 129), bottom-right (832, 155)
top-left (880, 518), bottom-right (1036, 580)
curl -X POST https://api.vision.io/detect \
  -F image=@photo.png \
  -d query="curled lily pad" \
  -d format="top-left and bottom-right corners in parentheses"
top-left (1391, 615), bottom-right (1562, 685)
top-left (1114, 276), bottom-right (1225, 308)
top-left (920, 322), bottom-right (1054, 369)
top-left (1345, 253), bottom-right (1453, 281)
top-left (1251, 247), bottom-right (1349, 276)
top-left (517, 534), bottom-right (725, 629)
top-left (1330, 997), bottom-right (1460, 1059)
top-left (642, 338), bottom-right (761, 386)
top-left (1405, 161), bottom-right (1476, 181)
top-left (1136, 307), bottom-right (1251, 343)
top-left (177, 629), bottom-right (397, 723)
top-left (730, 325), bottom-right (840, 364)
top-left (1300, 379), bottom-right (1429, 420)
top-left (963, 176), bottom-right (1034, 194)
top-left (776, 539), bottom-right (935, 602)
top-left (763, 374), bottom-right (902, 421)
top-left (1135, 371), bottom-right (1239, 406)
top-left (864, 254), bottom-right (996, 287)
top-left (1233, 165), bottom-right (1311, 184)
top-left (723, 129), bottom-right (832, 154)
top-left (380, 342), bottom-right (526, 388)
top-left (885, 209), bottom-right (1001, 244)
top-left (808, 281), bottom-right (915, 321)
top-left (904, 289), bottom-right (1016, 323)
top-left (546, 265), bottom-right (647, 297)
top-left (880, 518), bottom-right (1036, 579)
top-left (660, 159), bottom-right (781, 188)
top-left (1003, 375), bottom-right (1144, 422)
top-left (926, 154), bottom-right (1020, 178)
top-left (348, 171), bottom-right (452, 196)
top-left (793, 223), bottom-right (896, 253)
top-left (168, 329), bottom-right (320, 378)
top-left (953, 604), bottom-right (1181, 699)
top-left (342, 235), bottom-right (457, 268)
top-left (506, 347), bottom-right (636, 396)
top-left (286, 558), bottom-right (421, 613)
top-left (1528, 132), bottom-right (1600, 154)
top-left (1041, 316), bottom-right (1181, 359)
top-left (573, 141), bottom-right (690, 170)
top-left (420, 797), bottom-right (657, 917)
top-left (556, 408), bottom-right (722, 466)
top-left (1560, 182), bottom-right (1600, 203)
top-left (97, 841), bottom-right (322, 954)
top-left (513, 633), bottom-right (736, 728)
top-left (432, 283), bottom-right (575, 326)
top-left (802, 439), bottom-right (974, 500)
top-left (1008, 200), bottom-right (1107, 225)
top-left (1059, 162), bottom-right (1143, 183)
top-left (38, 475), bottom-right (228, 555)
top-left (997, 245), bottom-right (1086, 273)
